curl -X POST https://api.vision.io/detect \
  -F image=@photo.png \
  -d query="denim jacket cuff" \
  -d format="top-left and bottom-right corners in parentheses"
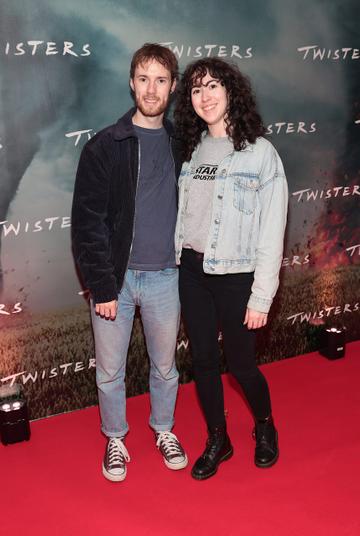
top-left (247, 293), bottom-right (272, 314)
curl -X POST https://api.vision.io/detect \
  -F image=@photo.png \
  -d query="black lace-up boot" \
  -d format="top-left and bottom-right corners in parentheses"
top-left (253, 415), bottom-right (279, 468)
top-left (191, 424), bottom-right (233, 480)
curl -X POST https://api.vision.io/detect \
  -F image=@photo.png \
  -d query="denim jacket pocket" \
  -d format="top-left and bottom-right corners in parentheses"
top-left (232, 173), bottom-right (258, 214)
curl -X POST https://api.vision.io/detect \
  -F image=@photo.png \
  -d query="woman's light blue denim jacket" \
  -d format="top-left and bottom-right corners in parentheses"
top-left (175, 135), bottom-right (288, 313)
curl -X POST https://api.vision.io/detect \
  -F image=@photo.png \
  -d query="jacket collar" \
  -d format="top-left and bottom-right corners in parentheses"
top-left (113, 107), bottom-right (174, 140)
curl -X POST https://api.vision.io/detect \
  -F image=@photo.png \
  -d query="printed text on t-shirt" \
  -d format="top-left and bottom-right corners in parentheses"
top-left (193, 164), bottom-right (217, 180)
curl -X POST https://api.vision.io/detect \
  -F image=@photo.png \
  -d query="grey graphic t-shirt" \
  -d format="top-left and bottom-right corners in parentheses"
top-left (183, 134), bottom-right (233, 253)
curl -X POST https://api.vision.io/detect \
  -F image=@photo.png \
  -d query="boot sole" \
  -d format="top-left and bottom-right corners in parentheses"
top-left (254, 449), bottom-right (279, 468)
top-left (164, 454), bottom-right (189, 470)
top-left (191, 447), bottom-right (234, 481)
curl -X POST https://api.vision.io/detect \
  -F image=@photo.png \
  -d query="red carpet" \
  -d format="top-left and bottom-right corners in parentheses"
top-left (2, 341), bottom-right (360, 536)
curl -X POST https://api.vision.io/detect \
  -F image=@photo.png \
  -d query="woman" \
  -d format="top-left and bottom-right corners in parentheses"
top-left (174, 58), bottom-right (288, 480)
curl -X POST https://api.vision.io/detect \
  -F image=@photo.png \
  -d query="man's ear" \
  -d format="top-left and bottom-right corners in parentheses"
top-left (130, 78), bottom-right (135, 92)
top-left (170, 79), bottom-right (177, 94)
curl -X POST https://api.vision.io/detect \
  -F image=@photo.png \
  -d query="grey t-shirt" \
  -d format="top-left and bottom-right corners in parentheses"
top-left (128, 125), bottom-right (177, 270)
top-left (183, 134), bottom-right (233, 253)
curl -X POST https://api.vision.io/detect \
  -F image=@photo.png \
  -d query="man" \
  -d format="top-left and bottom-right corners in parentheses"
top-left (72, 43), bottom-right (187, 482)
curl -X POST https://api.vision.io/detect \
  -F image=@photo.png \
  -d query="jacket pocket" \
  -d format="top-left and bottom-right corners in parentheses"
top-left (232, 174), bottom-right (258, 214)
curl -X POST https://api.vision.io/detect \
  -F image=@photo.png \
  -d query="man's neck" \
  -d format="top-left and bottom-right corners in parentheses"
top-left (132, 110), bottom-right (164, 129)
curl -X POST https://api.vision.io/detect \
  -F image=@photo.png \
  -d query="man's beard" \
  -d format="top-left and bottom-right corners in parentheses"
top-left (135, 95), bottom-right (169, 117)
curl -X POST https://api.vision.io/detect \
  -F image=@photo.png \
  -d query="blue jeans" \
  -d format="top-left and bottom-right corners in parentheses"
top-left (91, 268), bottom-right (180, 438)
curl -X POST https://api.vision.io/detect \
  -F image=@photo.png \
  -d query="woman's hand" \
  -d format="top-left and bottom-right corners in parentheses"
top-left (244, 307), bottom-right (268, 330)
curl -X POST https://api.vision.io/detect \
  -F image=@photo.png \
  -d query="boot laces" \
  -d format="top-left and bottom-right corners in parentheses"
top-left (204, 432), bottom-right (224, 457)
top-left (254, 419), bottom-right (274, 447)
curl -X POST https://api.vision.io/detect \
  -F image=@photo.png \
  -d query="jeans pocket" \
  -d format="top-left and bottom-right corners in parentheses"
top-left (160, 267), bottom-right (178, 276)
top-left (233, 174), bottom-right (258, 214)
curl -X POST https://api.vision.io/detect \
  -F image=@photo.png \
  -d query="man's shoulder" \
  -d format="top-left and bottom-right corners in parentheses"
top-left (83, 108), bottom-right (137, 154)
top-left (85, 123), bottom-right (117, 152)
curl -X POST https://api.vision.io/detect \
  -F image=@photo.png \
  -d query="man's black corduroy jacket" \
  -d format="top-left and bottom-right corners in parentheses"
top-left (71, 108), bottom-right (183, 304)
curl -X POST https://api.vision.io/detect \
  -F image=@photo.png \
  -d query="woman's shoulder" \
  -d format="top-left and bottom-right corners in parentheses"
top-left (249, 136), bottom-right (276, 152)
top-left (244, 137), bottom-right (283, 163)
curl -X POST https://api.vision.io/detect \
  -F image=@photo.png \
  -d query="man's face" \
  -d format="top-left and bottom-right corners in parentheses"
top-left (130, 59), bottom-right (175, 118)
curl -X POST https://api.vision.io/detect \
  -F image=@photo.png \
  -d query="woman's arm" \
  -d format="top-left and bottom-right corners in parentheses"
top-left (247, 143), bottom-right (288, 316)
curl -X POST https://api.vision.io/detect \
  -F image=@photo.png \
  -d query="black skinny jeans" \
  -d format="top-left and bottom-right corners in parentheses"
top-left (179, 248), bottom-right (272, 430)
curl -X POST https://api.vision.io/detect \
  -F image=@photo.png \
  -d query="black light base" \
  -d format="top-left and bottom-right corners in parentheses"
top-left (0, 384), bottom-right (31, 445)
top-left (1, 407), bottom-right (31, 445)
top-left (319, 328), bottom-right (346, 360)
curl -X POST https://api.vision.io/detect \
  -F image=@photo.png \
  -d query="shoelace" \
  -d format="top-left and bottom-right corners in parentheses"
top-left (203, 435), bottom-right (223, 458)
top-left (254, 421), bottom-right (275, 447)
top-left (156, 431), bottom-right (183, 457)
top-left (108, 437), bottom-right (130, 465)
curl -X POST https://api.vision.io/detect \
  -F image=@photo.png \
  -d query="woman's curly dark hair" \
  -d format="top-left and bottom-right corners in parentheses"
top-left (174, 58), bottom-right (265, 161)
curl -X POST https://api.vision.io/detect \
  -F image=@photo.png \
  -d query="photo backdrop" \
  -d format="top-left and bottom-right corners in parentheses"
top-left (0, 0), bottom-right (359, 419)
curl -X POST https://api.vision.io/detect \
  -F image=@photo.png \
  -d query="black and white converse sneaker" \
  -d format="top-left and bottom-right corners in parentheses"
top-left (155, 431), bottom-right (188, 470)
top-left (102, 437), bottom-right (130, 482)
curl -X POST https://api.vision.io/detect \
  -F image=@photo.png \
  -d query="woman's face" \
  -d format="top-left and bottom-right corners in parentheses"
top-left (190, 71), bottom-right (228, 136)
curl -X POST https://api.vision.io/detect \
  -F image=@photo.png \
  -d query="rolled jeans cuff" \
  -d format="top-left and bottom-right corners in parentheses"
top-left (149, 419), bottom-right (174, 433)
top-left (102, 425), bottom-right (129, 439)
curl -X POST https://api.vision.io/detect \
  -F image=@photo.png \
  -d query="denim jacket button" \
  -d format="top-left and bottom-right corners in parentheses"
top-left (221, 169), bottom-right (226, 174)
top-left (211, 243), bottom-right (216, 248)
top-left (217, 194), bottom-right (223, 200)
top-left (214, 219), bottom-right (220, 224)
